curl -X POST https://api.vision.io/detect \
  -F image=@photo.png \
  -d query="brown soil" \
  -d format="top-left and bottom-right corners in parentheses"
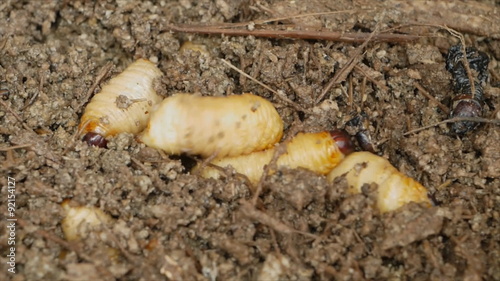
top-left (1, 1), bottom-right (499, 280)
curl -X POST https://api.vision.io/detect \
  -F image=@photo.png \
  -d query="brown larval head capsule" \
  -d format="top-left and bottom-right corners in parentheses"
top-left (329, 129), bottom-right (354, 156)
top-left (83, 132), bottom-right (108, 148)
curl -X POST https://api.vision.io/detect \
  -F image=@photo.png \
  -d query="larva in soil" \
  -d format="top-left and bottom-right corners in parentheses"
top-left (138, 93), bottom-right (284, 158)
top-left (61, 200), bottom-right (119, 261)
top-left (61, 199), bottom-right (113, 242)
top-left (179, 41), bottom-right (209, 55)
top-left (78, 59), bottom-right (163, 147)
top-left (327, 151), bottom-right (432, 213)
top-left (197, 130), bottom-right (353, 183)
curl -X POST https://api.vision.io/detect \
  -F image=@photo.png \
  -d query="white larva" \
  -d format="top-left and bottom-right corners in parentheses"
top-left (61, 200), bottom-right (113, 241)
top-left (79, 59), bottom-right (163, 147)
top-left (61, 200), bottom-right (120, 262)
top-left (327, 151), bottom-right (433, 213)
top-left (198, 130), bottom-right (353, 183)
top-left (138, 93), bottom-right (284, 158)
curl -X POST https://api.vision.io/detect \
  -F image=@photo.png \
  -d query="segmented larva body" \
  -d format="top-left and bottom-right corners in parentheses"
top-left (79, 59), bottom-right (163, 147)
top-left (138, 93), bottom-right (284, 158)
top-left (179, 41), bottom-right (209, 55)
top-left (61, 200), bottom-right (113, 241)
top-left (61, 200), bottom-right (120, 262)
top-left (199, 130), bottom-right (354, 183)
top-left (327, 152), bottom-right (432, 213)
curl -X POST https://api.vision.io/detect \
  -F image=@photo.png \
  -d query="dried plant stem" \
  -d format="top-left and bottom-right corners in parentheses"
top-left (165, 24), bottom-right (419, 43)
top-left (403, 117), bottom-right (500, 136)
top-left (0, 143), bottom-right (33, 151)
top-left (0, 99), bottom-right (33, 132)
top-left (442, 26), bottom-right (477, 99)
top-left (214, 10), bottom-right (370, 28)
top-left (75, 62), bottom-right (113, 113)
top-left (413, 82), bottom-right (450, 114)
top-left (220, 59), bottom-right (314, 114)
top-left (316, 23), bottom-right (378, 103)
top-left (251, 139), bottom-right (289, 206)
top-left (239, 200), bottom-right (317, 239)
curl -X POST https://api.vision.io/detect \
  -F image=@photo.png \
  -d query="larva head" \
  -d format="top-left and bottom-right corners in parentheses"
top-left (83, 132), bottom-right (108, 148)
top-left (329, 129), bottom-right (354, 156)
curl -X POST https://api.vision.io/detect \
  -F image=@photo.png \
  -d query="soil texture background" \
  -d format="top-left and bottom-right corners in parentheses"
top-left (0, 1), bottom-right (499, 280)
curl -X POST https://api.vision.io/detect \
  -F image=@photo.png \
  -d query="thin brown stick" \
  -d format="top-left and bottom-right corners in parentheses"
top-left (413, 82), bottom-right (450, 114)
top-left (17, 218), bottom-right (83, 258)
top-left (204, 162), bottom-right (254, 186)
top-left (21, 70), bottom-right (45, 110)
top-left (165, 24), bottom-right (420, 43)
top-left (384, 1), bottom-right (500, 38)
top-left (191, 149), bottom-right (220, 176)
top-left (0, 99), bottom-right (33, 132)
top-left (239, 200), bottom-right (317, 239)
top-left (269, 229), bottom-right (281, 255)
top-left (62, 120), bottom-right (90, 156)
top-left (403, 116), bottom-right (500, 136)
top-left (444, 27), bottom-right (477, 99)
top-left (2, 149), bottom-right (18, 169)
top-left (0, 143), bottom-right (33, 151)
top-left (196, 10), bottom-right (369, 29)
top-left (316, 23), bottom-right (379, 103)
top-left (317, 263), bottom-right (339, 277)
top-left (0, 35), bottom-right (10, 52)
top-left (131, 157), bottom-right (168, 190)
top-left (250, 139), bottom-right (289, 206)
top-left (75, 61), bottom-right (113, 113)
top-left (250, 118), bottom-right (304, 205)
top-left (490, 68), bottom-right (500, 82)
top-left (354, 64), bottom-right (389, 92)
top-left (348, 76), bottom-right (354, 110)
top-left (360, 76), bottom-right (367, 110)
top-left (220, 59), bottom-right (315, 115)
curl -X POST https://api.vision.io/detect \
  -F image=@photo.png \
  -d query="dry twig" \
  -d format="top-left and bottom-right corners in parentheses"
top-left (220, 59), bottom-right (314, 114)
top-left (239, 200), bottom-right (317, 239)
top-left (131, 157), bottom-right (168, 190)
top-left (165, 24), bottom-right (419, 43)
top-left (316, 22), bottom-right (381, 103)
top-left (250, 139), bottom-right (289, 206)
top-left (403, 117), bottom-right (500, 136)
top-left (0, 99), bottom-right (33, 132)
top-left (0, 143), bottom-right (33, 151)
top-left (443, 26), bottom-right (477, 100)
top-left (413, 82), bottom-right (450, 114)
top-left (75, 62), bottom-right (113, 113)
